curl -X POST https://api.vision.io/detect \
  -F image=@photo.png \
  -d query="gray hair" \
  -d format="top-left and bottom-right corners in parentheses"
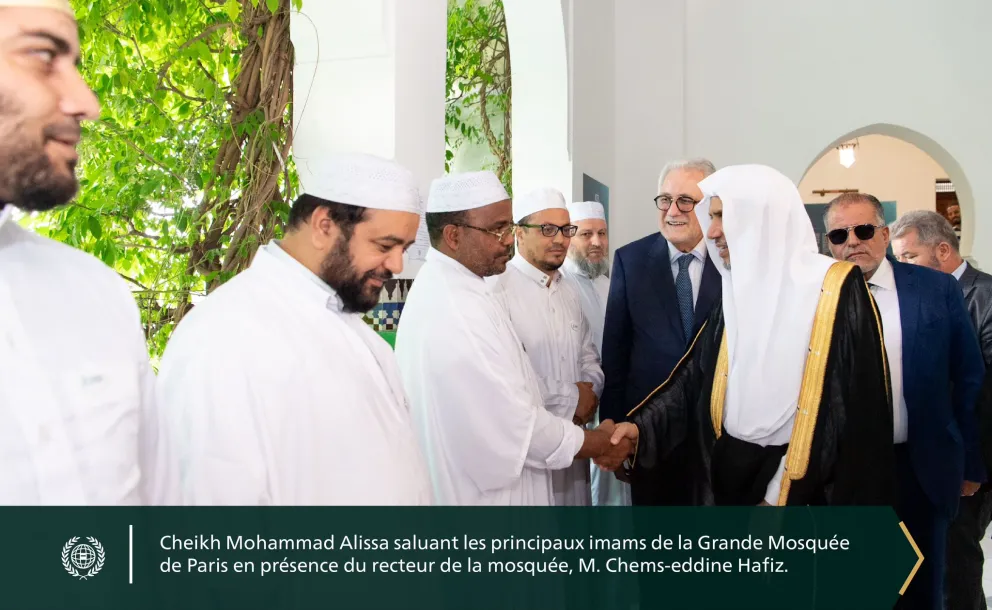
top-left (889, 210), bottom-right (959, 252)
top-left (823, 192), bottom-right (885, 228)
top-left (657, 158), bottom-right (717, 193)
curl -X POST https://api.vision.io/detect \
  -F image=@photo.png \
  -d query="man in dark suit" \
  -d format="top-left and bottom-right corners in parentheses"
top-left (601, 159), bottom-right (722, 505)
top-left (891, 210), bottom-right (992, 610)
top-left (826, 195), bottom-right (985, 610)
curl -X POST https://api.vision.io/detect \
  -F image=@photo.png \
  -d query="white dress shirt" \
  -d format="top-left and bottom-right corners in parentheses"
top-left (396, 248), bottom-right (585, 505)
top-left (491, 255), bottom-right (604, 506)
top-left (156, 241), bottom-right (432, 505)
top-left (953, 260), bottom-right (968, 281)
top-left (867, 258), bottom-right (909, 444)
top-left (0, 206), bottom-right (174, 504)
top-left (668, 239), bottom-right (708, 305)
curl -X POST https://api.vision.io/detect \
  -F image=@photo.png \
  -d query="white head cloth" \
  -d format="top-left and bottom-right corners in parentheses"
top-left (694, 164), bottom-right (836, 444)
top-left (427, 171), bottom-right (509, 213)
top-left (512, 187), bottom-right (567, 223)
top-left (567, 201), bottom-right (606, 223)
top-left (0, 0), bottom-right (74, 17)
top-left (297, 153), bottom-right (423, 215)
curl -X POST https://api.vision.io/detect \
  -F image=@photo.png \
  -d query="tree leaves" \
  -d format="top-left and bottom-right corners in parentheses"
top-left (445, 0), bottom-right (512, 193)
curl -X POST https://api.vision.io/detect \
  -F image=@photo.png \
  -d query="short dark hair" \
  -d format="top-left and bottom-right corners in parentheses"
top-left (426, 210), bottom-right (468, 248)
top-left (823, 192), bottom-right (885, 228)
top-left (288, 194), bottom-right (367, 238)
top-left (516, 213), bottom-right (535, 226)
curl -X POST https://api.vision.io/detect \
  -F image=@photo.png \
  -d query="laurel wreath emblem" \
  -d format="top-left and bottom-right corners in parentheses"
top-left (62, 536), bottom-right (106, 580)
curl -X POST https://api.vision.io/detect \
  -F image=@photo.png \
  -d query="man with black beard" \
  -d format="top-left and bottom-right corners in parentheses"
top-left (0, 0), bottom-right (174, 504)
top-left (155, 153), bottom-right (433, 505)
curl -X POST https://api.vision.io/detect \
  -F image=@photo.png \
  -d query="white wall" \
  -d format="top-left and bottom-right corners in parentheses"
top-left (799, 135), bottom-right (948, 214)
top-left (567, 0), bottom-right (615, 219)
top-left (611, 0), bottom-right (992, 261)
top-left (503, 0), bottom-right (572, 199)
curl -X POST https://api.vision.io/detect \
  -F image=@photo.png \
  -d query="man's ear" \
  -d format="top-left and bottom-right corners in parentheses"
top-left (936, 242), bottom-right (953, 262)
top-left (308, 205), bottom-right (341, 251)
top-left (442, 224), bottom-right (460, 250)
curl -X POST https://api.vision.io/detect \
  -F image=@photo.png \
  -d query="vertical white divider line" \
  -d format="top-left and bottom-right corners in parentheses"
top-left (129, 524), bottom-right (134, 584)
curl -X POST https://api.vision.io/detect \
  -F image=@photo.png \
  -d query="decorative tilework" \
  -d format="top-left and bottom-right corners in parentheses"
top-left (362, 279), bottom-right (414, 331)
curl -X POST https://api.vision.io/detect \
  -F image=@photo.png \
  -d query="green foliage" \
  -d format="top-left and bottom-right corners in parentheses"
top-left (27, 0), bottom-right (297, 359)
top-left (446, 0), bottom-right (511, 194)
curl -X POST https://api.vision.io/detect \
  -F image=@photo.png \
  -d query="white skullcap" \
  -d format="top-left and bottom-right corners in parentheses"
top-left (427, 171), bottom-right (509, 213)
top-left (567, 201), bottom-right (606, 223)
top-left (513, 187), bottom-right (567, 223)
top-left (298, 153), bottom-right (423, 215)
top-left (0, 0), bottom-right (74, 17)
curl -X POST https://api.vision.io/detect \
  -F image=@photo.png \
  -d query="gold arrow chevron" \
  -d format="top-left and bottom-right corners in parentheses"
top-left (898, 521), bottom-right (924, 595)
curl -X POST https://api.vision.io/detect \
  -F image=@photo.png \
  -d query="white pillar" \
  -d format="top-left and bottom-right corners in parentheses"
top-left (503, 0), bottom-right (572, 201)
top-left (291, 0), bottom-right (447, 277)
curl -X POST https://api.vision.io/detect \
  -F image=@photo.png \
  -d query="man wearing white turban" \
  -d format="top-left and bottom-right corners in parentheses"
top-left (156, 152), bottom-right (432, 505)
top-left (0, 0), bottom-right (175, 504)
top-left (608, 165), bottom-right (895, 509)
top-left (396, 171), bottom-right (631, 505)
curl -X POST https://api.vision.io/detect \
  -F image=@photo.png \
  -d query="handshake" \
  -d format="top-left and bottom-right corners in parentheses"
top-left (583, 419), bottom-right (639, 471)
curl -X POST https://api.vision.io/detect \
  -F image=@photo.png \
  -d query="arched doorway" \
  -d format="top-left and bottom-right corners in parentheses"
top-left (799, 124), bottom-right (975, 258)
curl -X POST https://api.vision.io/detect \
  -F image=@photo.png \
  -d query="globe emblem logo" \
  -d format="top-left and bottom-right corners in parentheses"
top-left (72, 544), bottom-right (96, 569)
top-left (62, 537), bottom-right (105, 580)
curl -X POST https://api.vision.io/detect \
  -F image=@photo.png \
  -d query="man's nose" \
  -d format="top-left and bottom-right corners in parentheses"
top-left (383, 250), bottom-right (404, 275)
top-left (61, 69), bottom-right (101, 121)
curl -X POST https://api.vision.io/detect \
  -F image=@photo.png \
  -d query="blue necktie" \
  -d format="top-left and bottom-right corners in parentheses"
top-left (676, 254), bottom-right (695, 343)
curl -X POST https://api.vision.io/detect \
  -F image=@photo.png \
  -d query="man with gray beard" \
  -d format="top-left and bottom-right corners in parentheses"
top-left (562, 201), bottom-right (630, 506)
top-left (0, 0), bottom-right (174, 504)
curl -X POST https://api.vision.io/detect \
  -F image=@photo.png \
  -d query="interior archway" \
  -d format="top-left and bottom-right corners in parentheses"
top-left (799, 124), bottom-right (975, 256)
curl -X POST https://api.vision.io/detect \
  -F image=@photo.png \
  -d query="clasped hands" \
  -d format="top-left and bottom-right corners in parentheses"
top-left (589, 419), bottom-right (639, 471)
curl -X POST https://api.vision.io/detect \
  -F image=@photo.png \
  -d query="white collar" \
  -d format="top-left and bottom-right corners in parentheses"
top-left (952, 260), bottom-right (968, 281)
top-left (426, 247), bottom-right (489, 284)
top-left (509, 254), bottom-right (562, 288)
top-left (668, 238), bottom-right (707, 264)
top-left (0, 206), bottom-right (12, 230)
top-left (260, 241), bottom-right (345, 312)
top-left (868, 257), bottom-right (896, 291)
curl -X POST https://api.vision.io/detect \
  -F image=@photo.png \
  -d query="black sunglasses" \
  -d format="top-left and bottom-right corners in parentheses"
top-left (826, 224), bottom-right (885, 245)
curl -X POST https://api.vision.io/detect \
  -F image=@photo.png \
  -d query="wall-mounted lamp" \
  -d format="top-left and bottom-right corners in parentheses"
top-left (837, 141), bottom-right (858, 168)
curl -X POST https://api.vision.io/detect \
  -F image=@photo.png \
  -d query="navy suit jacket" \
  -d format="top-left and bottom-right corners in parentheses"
top-left (601, 233), bottom-right (721, 423)
top-left (891, 259), bottom-right (986, 517)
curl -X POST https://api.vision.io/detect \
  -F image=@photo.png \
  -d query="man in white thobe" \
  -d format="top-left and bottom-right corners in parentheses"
top-left (395, 171), bottom-right (632, 506)
top-left (490, 187), bottom-right (603, 506)
top-left (156, 153), bottom-right (432, 505)
top-left (0, 0), bottom-right (174, 505)
top-left (562, 200), bottom-right (632, 506)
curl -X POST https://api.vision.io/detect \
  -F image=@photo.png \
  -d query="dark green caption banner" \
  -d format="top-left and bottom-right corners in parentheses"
top-left (0, 507), bottom-right (918, 609)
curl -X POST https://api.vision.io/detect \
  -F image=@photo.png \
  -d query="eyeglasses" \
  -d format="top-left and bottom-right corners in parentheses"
top-left (826, 224), bottom-right (886, 245)
top-left (452, 223), bottom-right (516, 242)
top-left (654, 195), bottom-right (699, 212)
top-left (517, 223), bottom-right (579, 238)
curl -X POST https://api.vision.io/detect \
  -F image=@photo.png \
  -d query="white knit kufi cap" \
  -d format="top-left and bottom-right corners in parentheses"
top-left (298, 153), bottom-right (423, 216)
top-left (513, 187), bottom-right (567, 223)
top-left (427, 171), bottom-right (509, 213)
top-left (567, 201), bottom-right (606, 223)
top-left (0, 0), bottom-right (74, 18)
